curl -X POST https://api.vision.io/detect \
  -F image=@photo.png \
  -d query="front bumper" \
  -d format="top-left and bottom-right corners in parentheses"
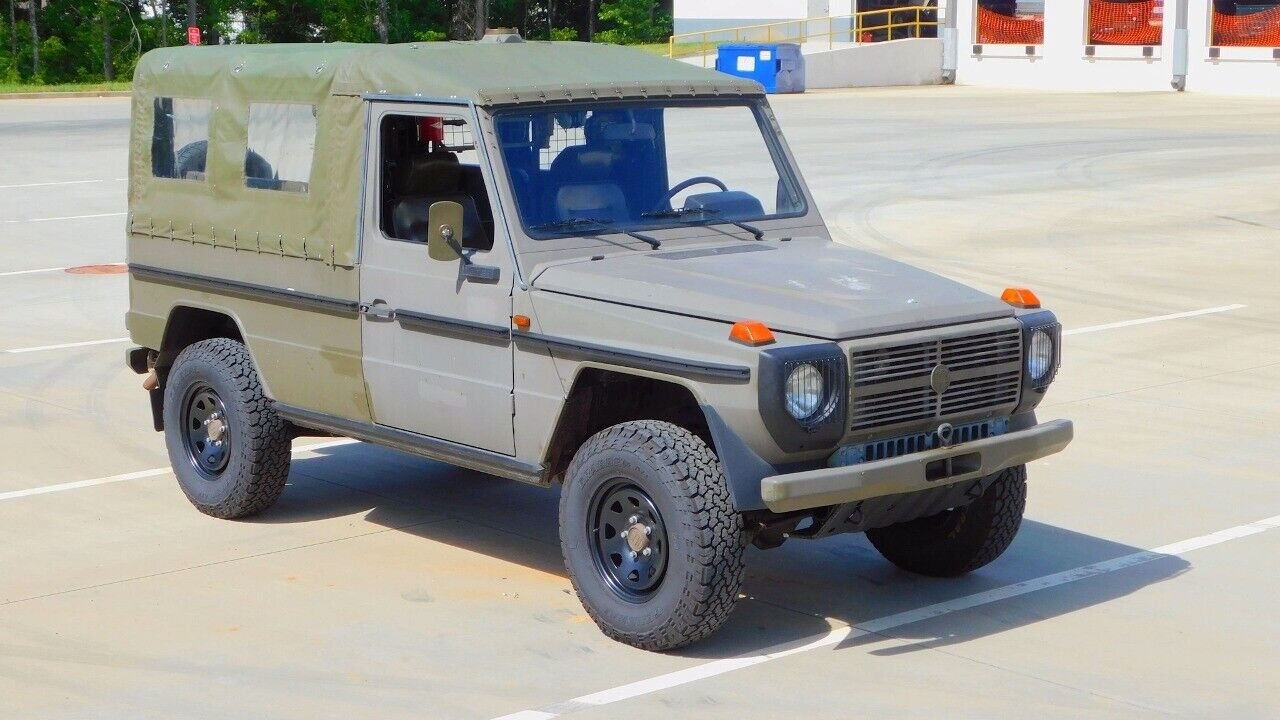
top-left (759, 419), bottom-right (1073, 513)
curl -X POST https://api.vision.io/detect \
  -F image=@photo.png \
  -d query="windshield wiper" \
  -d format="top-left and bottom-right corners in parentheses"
top-left (529, 217), bottom-right (660, 249)
top-left (620, 229), bottom-right (661, 249)
top-left (529, 217), bottom-right (614, 231)
top-left (640, 207), bottom-right (764, 240)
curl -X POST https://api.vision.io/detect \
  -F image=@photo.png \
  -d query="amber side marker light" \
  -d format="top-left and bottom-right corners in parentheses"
top-left (730, 320), bottom-right (775, 346)
top-left (512, 315), bottom-right (531, 331)
top-left (1001, 287), bottom-right (1041, 309)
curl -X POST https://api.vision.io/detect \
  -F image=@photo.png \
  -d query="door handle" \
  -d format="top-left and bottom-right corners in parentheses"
top-left (360, 300), bottom-right (394, 321)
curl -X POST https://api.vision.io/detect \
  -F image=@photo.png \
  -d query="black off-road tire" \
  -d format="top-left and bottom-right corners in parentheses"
top-left (173, 140), bottom-right (207, 178)
top-left (866, 465), bottom-right (1027, 577)
top-left (559, 421), bottom-right (745, 651)
top-left (163, 338), bottom-right (292, 519)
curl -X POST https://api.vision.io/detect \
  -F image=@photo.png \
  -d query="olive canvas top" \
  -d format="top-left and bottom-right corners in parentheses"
top-left (133, 41), bottom-right (760, 106)
top-left (128, 42), bottom-right (761, 270)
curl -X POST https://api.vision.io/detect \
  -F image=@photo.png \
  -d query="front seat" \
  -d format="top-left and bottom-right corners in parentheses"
top-left (392, 153), bottom-right (486, 250)
top-left (547, 122), bottom-right (630, 224)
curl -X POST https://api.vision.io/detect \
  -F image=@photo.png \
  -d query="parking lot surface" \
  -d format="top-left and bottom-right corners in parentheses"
top-left (2, 87), bottom-right (1277, 719)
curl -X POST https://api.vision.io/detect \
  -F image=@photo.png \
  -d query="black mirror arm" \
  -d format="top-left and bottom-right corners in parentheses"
top-left (446, 236), bottom-right (472, 265)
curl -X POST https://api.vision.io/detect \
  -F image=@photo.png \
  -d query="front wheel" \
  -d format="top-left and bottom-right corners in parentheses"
top-left (866, 465), bottom-right (1027, 577)
top-left (559, 421), bottom-right (745, 651)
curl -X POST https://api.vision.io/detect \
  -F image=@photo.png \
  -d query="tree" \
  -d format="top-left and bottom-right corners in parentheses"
top-left (8, 0), bottom-right (16, 66)
top-left (29, 0), bottom-right (38, 77)
top-left (373, 0), bottom-right (387, 42)
top-left (450, 0), bottom-right (488, 40)
top-left (596, 0), bottom-right (669, 44)
top-left (101, 0), bottom-right (112, 79)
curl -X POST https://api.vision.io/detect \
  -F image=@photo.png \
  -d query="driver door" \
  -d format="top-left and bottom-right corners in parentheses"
top-left (360, 102), bottom-right (516, 454)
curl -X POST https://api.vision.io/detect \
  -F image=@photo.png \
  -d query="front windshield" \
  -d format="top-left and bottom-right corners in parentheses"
top-left (494, 101), bottom-right (806, 239)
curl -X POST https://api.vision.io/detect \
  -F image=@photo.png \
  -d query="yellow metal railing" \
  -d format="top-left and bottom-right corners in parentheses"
top-left (668, 8), bottom-right (940, 67)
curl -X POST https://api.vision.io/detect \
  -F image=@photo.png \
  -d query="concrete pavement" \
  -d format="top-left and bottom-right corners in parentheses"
top-left (1, 87), bottom-right (1277, 719)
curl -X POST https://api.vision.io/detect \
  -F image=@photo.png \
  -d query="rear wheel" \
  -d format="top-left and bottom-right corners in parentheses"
top-left (559, 421), bottom-right (745, 651)
top-left (163, 338), bottom-right (292, 519)
top-left (866, 465), bottom-right (1027, 577)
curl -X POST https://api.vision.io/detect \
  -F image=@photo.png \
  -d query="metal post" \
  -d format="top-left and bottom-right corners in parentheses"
top-left (1171, 0), bottom-right (1189, 90)
top-left (941, 0), bottom-right (960, 83)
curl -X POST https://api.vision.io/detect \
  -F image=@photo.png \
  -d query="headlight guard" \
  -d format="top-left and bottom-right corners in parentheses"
top-left (758, 343), bottom-right (847, 452)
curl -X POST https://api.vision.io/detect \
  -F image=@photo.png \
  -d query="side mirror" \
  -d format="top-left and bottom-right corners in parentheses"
top-left (427, 200), bottom-right (464, 262)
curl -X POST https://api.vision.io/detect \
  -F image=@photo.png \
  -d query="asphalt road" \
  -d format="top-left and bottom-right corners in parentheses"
top-left (1, 87), bottom-right (1278, 719)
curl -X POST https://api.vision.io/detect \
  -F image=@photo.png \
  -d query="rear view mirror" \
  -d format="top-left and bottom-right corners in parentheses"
top-left (427, 200), bottom-right (464, 262)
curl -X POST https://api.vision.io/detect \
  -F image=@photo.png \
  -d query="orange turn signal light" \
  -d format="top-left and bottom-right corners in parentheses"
top-left (1001, 287), bottom-right (1041, 309)
top-left (512, 314), bottom-right (531, 331)
top-left (730, 320), bottom-right (775, 346)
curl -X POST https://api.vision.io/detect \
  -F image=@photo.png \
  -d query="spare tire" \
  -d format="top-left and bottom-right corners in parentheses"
top-left (173, 140), bottom-right (207, 179)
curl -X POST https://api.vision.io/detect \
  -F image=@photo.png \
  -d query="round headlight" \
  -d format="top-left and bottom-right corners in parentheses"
top-left (1028, 328), bottom-right (1054, 380)
top-left (784, 363), bottom-right (824, 420)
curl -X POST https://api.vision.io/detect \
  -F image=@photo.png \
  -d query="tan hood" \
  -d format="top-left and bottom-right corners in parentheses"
top-left (531, 238), bottom-right (1012, 340)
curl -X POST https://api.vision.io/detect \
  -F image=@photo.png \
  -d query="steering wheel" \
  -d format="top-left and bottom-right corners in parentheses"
top-left (654, 176), bottom-right (729, 212)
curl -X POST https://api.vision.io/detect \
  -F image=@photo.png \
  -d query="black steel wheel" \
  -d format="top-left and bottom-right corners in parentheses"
top-left (560, 420), bottom-right (745, 651)
top-left (588, 481), bottom-right (669, 601)
top-left (163, 338), bottom-right (292, 519)
top-left (181, 383), bottom-right (232, 478)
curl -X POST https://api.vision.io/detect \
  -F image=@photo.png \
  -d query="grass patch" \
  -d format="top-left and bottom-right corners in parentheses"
top-left (629, 41), bottom-right (721, 59)
top-left (0, 81), bottom-right (132, 95)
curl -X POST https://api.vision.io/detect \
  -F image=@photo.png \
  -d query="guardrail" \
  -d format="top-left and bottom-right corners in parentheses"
top-left (668, 8), bottom-right (940, 67)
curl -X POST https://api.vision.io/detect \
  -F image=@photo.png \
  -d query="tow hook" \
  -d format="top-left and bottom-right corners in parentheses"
top-left (142, 368), bottom-right (159, 392)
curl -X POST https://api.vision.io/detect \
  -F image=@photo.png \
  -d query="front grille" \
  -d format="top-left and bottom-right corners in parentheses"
top-left (829, 417), bottom-right (1009, 466)
top-left (850, 327), bottom-right (1022, 431)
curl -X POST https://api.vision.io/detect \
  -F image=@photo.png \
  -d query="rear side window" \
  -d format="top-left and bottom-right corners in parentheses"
top-left (245, 103), bottom-right (317, 193)
top-left (152, 97), bottom-right (212, 181)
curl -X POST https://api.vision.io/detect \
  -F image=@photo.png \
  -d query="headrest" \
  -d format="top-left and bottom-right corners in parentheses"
top-left (400, 151), bottom-right (461, 195)
top-left (549, 145), bottom-right (620, 181)
top-left (585, 112), bottom-right (655, 143)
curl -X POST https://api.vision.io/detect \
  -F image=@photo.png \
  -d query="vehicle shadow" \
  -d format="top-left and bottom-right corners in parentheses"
top-left (270, 442), bottom-right (1189, 661)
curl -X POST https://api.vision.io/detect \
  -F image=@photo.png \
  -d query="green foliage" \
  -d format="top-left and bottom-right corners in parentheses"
top-left (596, 0), bottom-right (671, 44)
top-left (0, 0), bottom-right (675, 89)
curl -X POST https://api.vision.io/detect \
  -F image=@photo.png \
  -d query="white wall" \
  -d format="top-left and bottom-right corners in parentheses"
top-left (673, 0), bottom-right (832, 34)
top-left (674, 0), bottom-right (807, 21)
top-left (952, 0), bottom-right (1280, 94)
top-left (1184, 8), bottom-right (1280, 94)
top-left (955, 0), bottom-right (1176, 91)
top-left (806, 38), bottom-right (945, 87)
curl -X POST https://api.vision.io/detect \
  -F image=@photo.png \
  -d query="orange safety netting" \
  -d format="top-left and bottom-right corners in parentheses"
top-left (1089, 0), bottom-right (1163, 45)
top-left (977, 6), bottom-right (1045, 43)
top-left (1213, 7), bottom-right (1280, 46)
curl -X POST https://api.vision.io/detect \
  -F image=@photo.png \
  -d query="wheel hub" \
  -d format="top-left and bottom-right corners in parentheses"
top-left (206, 416), bottom-right (226, 443)
top-left (624, 522), bottom-right (650, 553)
top-left (589, 482), bottom-right (669, 600)
top-left (181, 384), bottom-right (231, 478)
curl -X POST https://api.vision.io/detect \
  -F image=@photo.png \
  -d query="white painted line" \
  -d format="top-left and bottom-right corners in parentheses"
top-left (0, 438), bottom-right (358, 502)
top-left (0, 263), bottom-right (125, 278)
top-left (490, 512), bottom-right (1280, 720)
top-left (0, 266), bottom-right (73, 277)
top-left (3, 337), bottom-right (131, 354)
top-left (1065, 304), bottom-right (1246, 336)
top-left (0, 178), bottom-right (126, 190)
top-left (1, 212), bottom-right (126, 224)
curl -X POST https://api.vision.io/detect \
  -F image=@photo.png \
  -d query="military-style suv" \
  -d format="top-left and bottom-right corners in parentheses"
top-left (125, 38), bottom-right (1071, 650)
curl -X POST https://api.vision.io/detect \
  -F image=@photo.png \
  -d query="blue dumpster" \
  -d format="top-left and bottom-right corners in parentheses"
top-left (714, 43), bottom-right (805, 94)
